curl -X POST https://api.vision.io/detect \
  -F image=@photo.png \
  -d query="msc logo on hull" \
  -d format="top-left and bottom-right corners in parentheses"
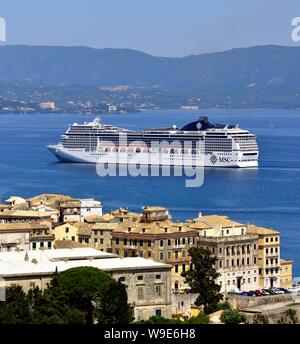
top-left (210, 155), bottom-right (233, 164)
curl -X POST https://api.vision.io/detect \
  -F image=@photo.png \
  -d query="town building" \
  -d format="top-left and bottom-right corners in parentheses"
top-left (247, 225), bottom-right (281, 289)
top-left (280, 259), bottom-right (293, 288)
top-left (91, 222), bottom-right (118, 251)
top-left (39, 102), bottom-right (56, 110)
top-left (0, 210), bottom-right (52, 224)
top-left (0, 248), bottom-right (172, 321)
top-left (5, 196), bottom-right (27, 207)
top-left (187, 214), bottom-right (259, 292)
top-left (0, 223), bottom-right (53, 252)
top-left (30, 223), bottom-right (55, 250)
top-left (111, 206), bottom-right (198, 290)
top-left (60, 198), bottom-right (102, 223)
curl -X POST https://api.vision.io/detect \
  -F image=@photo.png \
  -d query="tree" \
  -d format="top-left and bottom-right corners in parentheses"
top-left (95, 279), bottom-right (134, 324)
top-left (0, 285), bottom-right (30, 324)
top-left (37, 267), bottom-right (133, 324)
top-left (182, 247), bottom-right (223, 314)
top-left (220, 309), bottom-right (247, 324)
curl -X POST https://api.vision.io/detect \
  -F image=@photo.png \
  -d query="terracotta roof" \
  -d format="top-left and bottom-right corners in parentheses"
top-left (280, 259), bottom-right (292, 264)
top-left (113, 220), bottom-right (197, 236)
top-left (0, 223), bottom-right (49, 232)
top-left (84, 214), bottom-right (115, 223)
top-left (73, 222), bottom-right (92, 236)
top-left (0, 210), bottom-right (52, 218)
top-left (54, 240), bottom-right (90, 249)
top-left (142, 206), bottom-right (168, 212)
top-left (247, 225), bottom-right (279, 235)
top-left (201, 215), bottom-right (245, 228)
top-left (92, 223), bottom-right (119, 231)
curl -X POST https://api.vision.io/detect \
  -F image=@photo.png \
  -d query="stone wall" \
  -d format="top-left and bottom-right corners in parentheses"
top-left (227, 293), bottom-right (295, 309)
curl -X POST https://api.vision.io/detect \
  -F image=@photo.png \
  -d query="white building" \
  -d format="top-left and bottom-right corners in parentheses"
top-left (0, 248), bottom-right (172, 321)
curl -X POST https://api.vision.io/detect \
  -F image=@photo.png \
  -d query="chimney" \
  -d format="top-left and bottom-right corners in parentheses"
top-left (24, 252), bottom-right (29, 262)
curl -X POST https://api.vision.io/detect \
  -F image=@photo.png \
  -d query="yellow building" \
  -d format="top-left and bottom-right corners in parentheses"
top-left (280, 259), bottom-right (293, 288)
top-left (247, 225), bottom-right (281, 288)
top-left (53, 223), bottom-right (78, 241)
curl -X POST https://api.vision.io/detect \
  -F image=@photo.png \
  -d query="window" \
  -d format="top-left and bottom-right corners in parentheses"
top-left (190, 263), bottom-right (193, 270)
top-left (182, 264), bottom-right (186, 273)
top-left (182, 250), bottom-right (186, 258)
top-left (155, 274), bottom-right (161, 280)
top-left (124, 239), bottom-right (127, 245)
top-left (148, 240), bottom-right (151, 247)
top-left (175, 264), bottom-right (179, 273)
top-left (275, 237), bottom-right (278, 242)
top-left (139, 251), bottom-right (144, 258)
top-left (100, 239), bottom-right (104, 244)
top-left (32, 242), bottom-right (36, 250)
top-left (219, 261), bottom-right (222, 268)
top-left (124, 250), bottom-right (128, 257)
top-left (175, 251), bottom-right (179, 259)
top-left (227, 230), bottom-right (229, 235)
top-left (160, 252), bottom-right (164, 260)
top-left (266, 248), bottom-right (269, 254)
top-left (155, 286), bottom-right (161, 297)
top-left (47, 241), bottom-right (52, 249)
top-left (247, 257), bottom-right (250, 265)
top-left (232, 259), bottom-right (234, 266)
top-left (271, 237), bottom-right (274, 242)
top-left (219, 247), bottom-right (222, 254)
top-left (140, 240), bottom-right (143, 246)
top-left (160, 240), bottom-right (164, 247)
top-left (168, 239), bottom-right (171, 246)
top-left (119, 276), bottom-right (125, 282)
top-left (248, 278), bottom-right (251, 283)
top-left (137, 275), bottom-right (143, 281)
top-left (29, 282), bottom-right (35, 289)
top-left (254, 277), bottom-right (257, 282)
top-left (266, 238), bottom-right (269, 243)
top-left (182, 238), bottom-right (186, 245)
top-left (40, 242), bottom-right (44, 248)
top-left (116, 238), bottom-right (119, 245)
top-left (148, 251), bottom-right (152, 257)
top-left (65, 227), bottom-right (69, 233)
top-left (137, 286), bottom-right (144, 300)
top-left (168, 251), bottom-right (171, 259)
top-left (155, 309), bottom-right (162, 317)
top-left (71, 236), bottom-right (75, 241)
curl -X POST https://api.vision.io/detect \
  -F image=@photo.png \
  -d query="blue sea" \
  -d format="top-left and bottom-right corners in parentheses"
top-left (1, 109), bottom-right (300, 275)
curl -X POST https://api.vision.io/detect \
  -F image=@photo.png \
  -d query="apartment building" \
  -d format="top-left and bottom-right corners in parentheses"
top-left (247, 225), bottom-right (281, 288)
top-left (111, 206), bottom-right (198, 290)
top-left (187, 214), bottom-right (259, 292)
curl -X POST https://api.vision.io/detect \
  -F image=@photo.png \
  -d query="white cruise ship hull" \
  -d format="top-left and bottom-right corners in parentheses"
top-left (48, 145), bottom-right (258, 168)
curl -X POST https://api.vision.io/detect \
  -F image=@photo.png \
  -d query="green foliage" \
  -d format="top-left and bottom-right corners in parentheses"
top-left (182, 247), bottom-right (223, 314)
top-left (0, 267), bottom-right (133, 324)
top-left (252, 313), bottom-right (270, 324)
top-left (137, 312), bottom-right (210, 324)
top-left (0, 285), bottom-right (30, 324)
top-left (277, 309), bottom-right (298, 324)
top-left (205, 300), bottom-right (231, 314)
top-left (186, 312), bottom-right (210, 324)
top-left (220, 309), bottom-right (247, 324)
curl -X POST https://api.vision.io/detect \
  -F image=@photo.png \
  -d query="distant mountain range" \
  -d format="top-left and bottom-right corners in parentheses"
top-left (1, 44), bottom-right (300, 108)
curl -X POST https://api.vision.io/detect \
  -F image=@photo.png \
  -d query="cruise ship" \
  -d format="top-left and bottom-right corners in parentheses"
top-left (48, 116), bottom-right (259, 168)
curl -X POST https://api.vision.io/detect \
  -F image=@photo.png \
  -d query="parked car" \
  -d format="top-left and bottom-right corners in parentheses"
top-left (261, 289), bottom-right (272, 295)
top-left (278, 288), bottom-right (290, 294)
top-left (271, 288), bottom-right (285, 294)
top-left (254, 290), bottom-right (266, 296)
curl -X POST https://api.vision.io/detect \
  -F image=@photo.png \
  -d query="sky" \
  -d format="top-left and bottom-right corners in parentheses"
top-left (1, 0), bottom-right (300, 57)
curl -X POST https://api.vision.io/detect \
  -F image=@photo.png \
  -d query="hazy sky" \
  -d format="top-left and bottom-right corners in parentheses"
top-left (1, 0), bottom-right (300, 56)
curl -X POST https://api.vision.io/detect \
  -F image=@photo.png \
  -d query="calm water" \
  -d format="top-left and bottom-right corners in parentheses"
top-left (1, 109), bottom-right (300, 275)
